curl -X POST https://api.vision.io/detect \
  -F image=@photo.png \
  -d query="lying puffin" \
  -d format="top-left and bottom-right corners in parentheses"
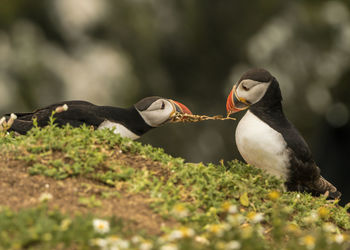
top-left (226, 68), bottom-right (341, 199)
top-left (4, 97), bottom-right (191, 139)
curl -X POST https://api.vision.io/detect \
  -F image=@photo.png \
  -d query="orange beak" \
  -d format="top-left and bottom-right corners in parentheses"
top-left (170, 100), bottom-right (192, 115)
top-left (226, 85), bottom-right (250, 115)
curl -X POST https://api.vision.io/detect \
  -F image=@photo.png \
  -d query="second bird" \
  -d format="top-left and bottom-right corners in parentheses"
top-left (226, 68), bottom-right (341, 199)
top-left (4, 96), bottom-right (192, 140)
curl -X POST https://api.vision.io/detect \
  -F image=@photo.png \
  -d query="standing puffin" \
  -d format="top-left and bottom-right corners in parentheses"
top-left (4, 96), bottom-right (192, 140)
top-left (226, 68), bottom-right (341, 199)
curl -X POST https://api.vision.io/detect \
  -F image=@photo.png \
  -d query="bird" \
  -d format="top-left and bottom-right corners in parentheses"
top-left (3, 96), bottom-right (192, 140)
top-left (226, 68), bottom-right (341, 199)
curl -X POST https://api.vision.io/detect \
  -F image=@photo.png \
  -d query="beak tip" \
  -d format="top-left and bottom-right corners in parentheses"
top-left (226, 87), bottom-right (249, 114)
top-left (226, 89), bottom-right (234, 114)
top-left (183, 108), bottom-right (192, 115)
top-left (171, 100), bottom-right (192, 115)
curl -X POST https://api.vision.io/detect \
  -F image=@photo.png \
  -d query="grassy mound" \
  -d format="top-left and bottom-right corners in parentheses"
top-left (0, 123), bottom-right (349, 250)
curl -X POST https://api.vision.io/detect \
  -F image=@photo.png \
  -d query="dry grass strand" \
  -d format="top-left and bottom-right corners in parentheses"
top-left (171, 113), bottom-right (236, 123)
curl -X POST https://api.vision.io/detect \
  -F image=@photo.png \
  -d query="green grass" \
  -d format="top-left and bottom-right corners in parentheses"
top-left (0, 122), bottom-right (349, 250)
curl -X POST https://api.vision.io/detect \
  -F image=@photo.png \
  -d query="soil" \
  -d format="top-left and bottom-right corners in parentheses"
top-left (108, 149), bottom-right (172, 181)
top-left (0, 155), bottom-right (176, 235)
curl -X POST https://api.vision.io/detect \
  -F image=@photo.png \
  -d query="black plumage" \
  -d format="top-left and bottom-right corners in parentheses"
top-left (5, 100), bottom-right (152, 136)
top-left (229, 69), bottom-right (341, 199)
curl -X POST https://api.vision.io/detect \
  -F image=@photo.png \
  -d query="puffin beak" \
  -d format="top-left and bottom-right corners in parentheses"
top-left (169, 99), bottom-right (192, 118)
top-left (226, 85), bottom-right (250, 115)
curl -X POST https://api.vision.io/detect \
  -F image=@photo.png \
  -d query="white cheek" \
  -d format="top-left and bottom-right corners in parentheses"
top-left (237, 82), bottom-right (270, 104)
top-left (139, 104), bottom-right (173, 127)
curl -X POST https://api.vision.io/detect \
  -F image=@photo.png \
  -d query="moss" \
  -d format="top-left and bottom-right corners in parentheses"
top-left (0, 124), bottom-right (349, 249)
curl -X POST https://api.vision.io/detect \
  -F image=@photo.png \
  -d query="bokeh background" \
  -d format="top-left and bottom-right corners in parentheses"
top-left (1, 0), bottom-right (349, 204)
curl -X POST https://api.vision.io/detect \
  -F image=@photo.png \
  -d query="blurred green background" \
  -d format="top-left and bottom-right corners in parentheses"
top-left (1, 0), bottom-right (349, 204)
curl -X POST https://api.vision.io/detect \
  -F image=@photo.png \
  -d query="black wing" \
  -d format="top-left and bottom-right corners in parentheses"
top-left (278, 121), bottom-right (340, 198)
top-left (274, 119), bottom-right (322, 183)
top-left (5, 100), bottom-right (95, 120)
top-left (250, 107), bottom-right (319, 182)
top-left (7, 101), bottom-right (104, 134)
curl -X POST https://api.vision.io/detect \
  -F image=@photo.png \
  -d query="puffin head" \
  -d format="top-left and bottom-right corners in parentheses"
top-left (226, 68), bottom-right (280, 115)
top-left (135, 96), bottom-right (192, 127)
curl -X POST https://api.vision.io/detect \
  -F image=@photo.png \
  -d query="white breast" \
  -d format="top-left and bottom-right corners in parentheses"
top-left (98, 120), bottom-right (140, 140)
top-left (235, 110), bottom-right (290, 179)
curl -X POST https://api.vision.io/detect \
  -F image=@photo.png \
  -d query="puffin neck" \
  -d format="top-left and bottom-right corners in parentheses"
top-left (127, 107), bottom-right (155, 133)
top-left (99, 106), bottom-right (154, 136)
top-left (249, 78), bottom-right (285, 121)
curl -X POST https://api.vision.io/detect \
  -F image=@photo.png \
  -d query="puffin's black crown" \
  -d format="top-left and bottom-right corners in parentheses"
top-left (134, 96), bottom-right (162, 111)
top-left (239, 68), bottom-right (273, 83)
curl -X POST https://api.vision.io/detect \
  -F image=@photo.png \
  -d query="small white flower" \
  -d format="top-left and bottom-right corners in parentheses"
top-left (171, 204), bottom-right (189, 218)
top-left (106, 235), bottom-right (119, 243)
top-left (112, 239), bottom-right (129, 249)
top-left (5, 114), bottom-right (17, 128)
top-left (322, 223), bottom-right (336, 233)
top-left (93, 219), bottom-right (110, 234)
top-left (39, 192), bottom-right (53, 202)
top-left (55, 104), bottom-right (69, 113)
top-left (251, 213), bottom-right (264, 223)
top-left (169, 227), bottom-right (195, 240)
top-left (300, 235), bottom-right (316, 250)
top-left (106, 235), bottom-right (129, 249)
top-left (247, 212), bottom-right (264, 224)
top-left (206, 224), bottom-right (225, 237)
top-left (334, 234), bottom-right (344, 244)
top-left (131, 236), bottom-right (143, 244)
top-left (228, 205), bottom-right (238, 214)
top-left (227, 214), bottom-right (245, 226)
top-left (0, 117), bottom-right (6, 125)
top-left (160, 244), bottom-right (178, 250)
top-left (303, 211), bottom-right (319, 224)
top-left (169, 230), bottom-right (183, 240)
top-left (139, 241), bottom-right (153, 250)
top-left (226, 240), bottom-right (241, 250)
top-left (221, 202), bottom-right (238, 214)
top-left (91, 238), bottom-right (108, 248)
top-left (195, 236), bottom-right (209, 245)
top-left (10, 113), bottom-right (17, 120)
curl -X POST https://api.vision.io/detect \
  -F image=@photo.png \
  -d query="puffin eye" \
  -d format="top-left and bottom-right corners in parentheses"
top-left (161, 101), bottom-right (165, 109)
top-left (242, 84), bottom-right (249, 91)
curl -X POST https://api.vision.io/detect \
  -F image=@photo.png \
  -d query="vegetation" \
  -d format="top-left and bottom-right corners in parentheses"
top-left (0, 120), bottom-right (349, 249)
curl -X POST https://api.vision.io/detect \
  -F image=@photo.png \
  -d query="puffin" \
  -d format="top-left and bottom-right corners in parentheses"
top-left (3, 97), bottom-right (192, 140)
top-left (226, 68), bottom-right (341, 199)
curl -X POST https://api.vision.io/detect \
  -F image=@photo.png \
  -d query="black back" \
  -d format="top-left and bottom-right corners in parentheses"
top-left (6, 100), bottom-right (153, 136)
top-left (249, 76), bottom-right (320, 184)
